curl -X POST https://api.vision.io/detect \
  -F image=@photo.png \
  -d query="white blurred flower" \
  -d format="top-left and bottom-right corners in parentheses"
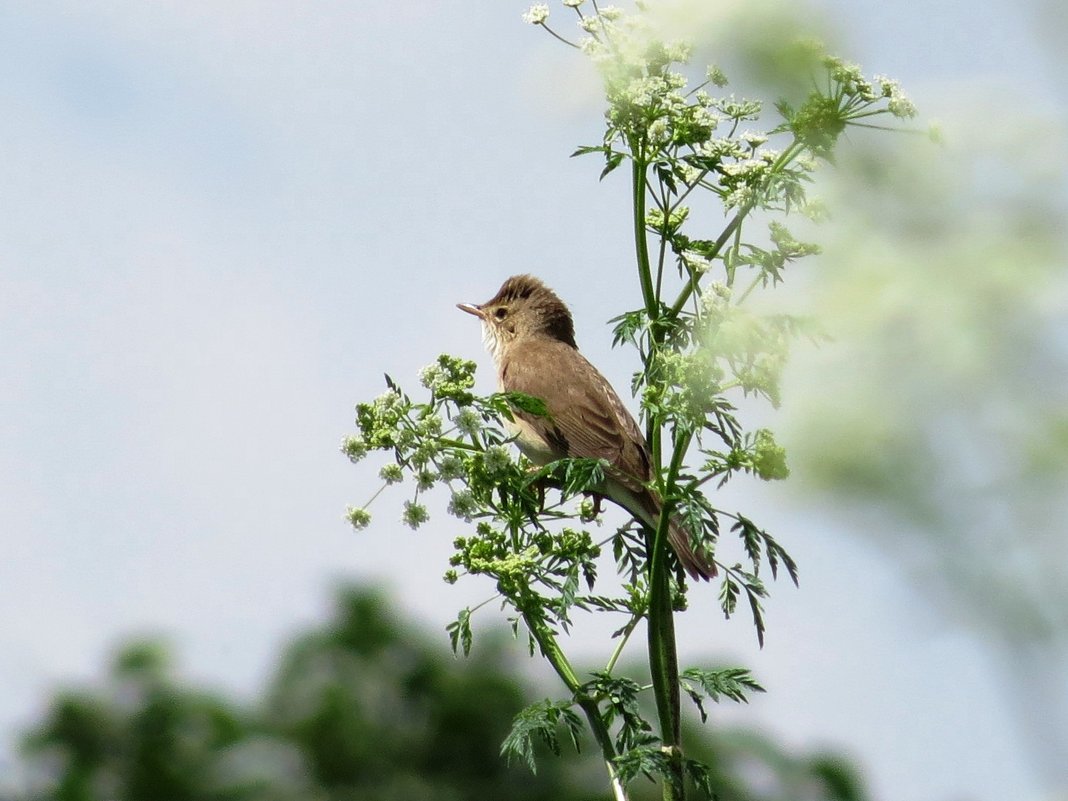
top-left (522, 4), bottom-right (549, 24)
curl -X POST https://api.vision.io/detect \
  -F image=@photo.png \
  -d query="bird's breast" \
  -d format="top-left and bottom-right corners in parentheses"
top-left (497, 352), bottom-right (562, 466)
top-left (506, 416), bottom-right (558, 466)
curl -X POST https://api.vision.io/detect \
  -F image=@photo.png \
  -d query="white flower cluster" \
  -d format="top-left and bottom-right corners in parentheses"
top-left (679, 163), bottom-right (702, 186)
top-left (577, 5), bottom-right (652, 71)
top-left (699, 136), bottom-right (746, 161)
top-left (825, 57), bottom-right (916, 119)
top-left (706, 65), bottom-right (728, 88)
top-left (453, 408), bottom-right (482, 437)
top-left (416, 470), bottom-right (436, 491)
top-left (418, 363), bottom-right (445, 392)
top-left (437, 454), bottom-right (465, 481)
top-left (595, 5), bottom-right (623, 21)
top-left (663, 39), bottom-right (692, 63)
top-left (346, 506), bottom-right (371, 530)
top-left (482, 445), bottom-right (512, 476)
top-left (681, 250), bottom-right (712, 275)
top-left (699, 282), bottom-right (732, 322)
top-left (616, 71), bottom-right (687, 108)
top-left (341, 435), bottom-right (368, 463)
top-left (874, 74), bottom-right (916, 118)
top-left (522, 4), bottom-right (549, 25)
top-left (828, 59), bottom-right (868, 97)
top-left (373, 388), bottom-right (403, 414)
top-left (420, 413), bottom-right (442, 436)
top-left (720, 159), bottom-right (766, 179)
top-left (402, 500), bottom-right (429, 529)
top-left (448, 490), bottom-right (479, 522)
top-left (646, 205), bottom-right (690, 232)
top-left (379, 463), bottom-right (403, 485)
top-left (740, 131), bottom-right (768, 149)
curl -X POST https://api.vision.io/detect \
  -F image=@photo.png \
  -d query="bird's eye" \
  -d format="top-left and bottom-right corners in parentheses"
top-left (494, 307), bottom-right (508, 320)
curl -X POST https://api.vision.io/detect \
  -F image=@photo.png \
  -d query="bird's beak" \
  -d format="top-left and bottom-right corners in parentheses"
top-left (456, 302), bottom-right (484, 319)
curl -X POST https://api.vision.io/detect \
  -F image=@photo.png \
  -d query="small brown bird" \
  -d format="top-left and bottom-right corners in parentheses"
top-left (458, 274), bottom-right (716, 580)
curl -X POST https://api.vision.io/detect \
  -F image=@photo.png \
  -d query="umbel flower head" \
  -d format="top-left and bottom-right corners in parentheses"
top-left (522, 4), bottom-right (550, 25)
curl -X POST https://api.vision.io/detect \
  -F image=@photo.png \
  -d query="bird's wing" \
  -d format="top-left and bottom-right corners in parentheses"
top-left (503, 338), bottom-right (718, 581)
top-left (502, 338), bottom-right (651, 491)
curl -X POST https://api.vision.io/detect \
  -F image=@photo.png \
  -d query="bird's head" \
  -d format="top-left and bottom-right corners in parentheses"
top-left (457, 274), bottom-right (577, 358)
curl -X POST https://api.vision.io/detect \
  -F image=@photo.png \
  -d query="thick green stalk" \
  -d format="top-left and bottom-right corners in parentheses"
top-left (631, 156), bottom-right (658, 318)
top-left (629, 135), bottom-right (686, 800)
top-left (646, 431), bottom-right (692, 801)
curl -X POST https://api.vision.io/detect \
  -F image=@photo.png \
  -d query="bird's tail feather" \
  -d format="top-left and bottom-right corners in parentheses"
top-left (665, 515), bottom-right (718, 581)
top-left (608, 484), bottom-right (717, 581)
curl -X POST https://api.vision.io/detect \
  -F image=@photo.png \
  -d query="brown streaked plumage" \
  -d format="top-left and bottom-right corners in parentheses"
top-left (457, 274), bottom-right (716, 581)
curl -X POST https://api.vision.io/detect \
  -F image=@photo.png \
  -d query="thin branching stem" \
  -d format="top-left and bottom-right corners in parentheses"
top-left (521, 602), bottom-right (629, 799)
top-left (536, 22), bottom-right (580, 49)
top-left (605, 614), bottom-right (642, 674)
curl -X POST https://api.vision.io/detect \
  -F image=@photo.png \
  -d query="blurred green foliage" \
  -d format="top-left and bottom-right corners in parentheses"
top-left (9, 585), bottom-right (866, 801)
top-left (777, 63), bottom-right (1068, 797)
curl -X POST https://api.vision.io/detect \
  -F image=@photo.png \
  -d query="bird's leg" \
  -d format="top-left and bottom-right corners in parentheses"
top-left (577, 492), bottom-right (605, 523)
top-left (517, 459), bottom-right (548, 511)
top-left (590, 494), bottom-right (603, 517)
top-left (529, 470), bottom-right (548, 510)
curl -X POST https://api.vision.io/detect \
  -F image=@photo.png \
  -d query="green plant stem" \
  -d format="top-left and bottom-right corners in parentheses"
top-left (605, 614), bottom-right (642, 674)
top-left (669, 138), bottom-right (809, 315)
top-left (647, 566), bottom-right (683, 801)
top-left (646, 430), bottom-right (692, 801)
top-left (537, 22), bottom-right (580, 49)
top-left (721, 221), bottom-right (740, 288)
top-left (522, 605), bottom-right (629, 801)
top-left (670, 207), bottom-right (747, 316)
top-left (629, 133), bottom-right (687, 800)
top-left (631, 157), bottom-right (658, 318)
top-left (655, 227), bottom-right (669, 301)
top-left (735, 270), bottom-right (766, 305)
top-left (666, 168), bottom-right (709, 215)
top-left (634, 153), bottom-right (665, 474)
top-left (436, 437), bottom-right (482, 452)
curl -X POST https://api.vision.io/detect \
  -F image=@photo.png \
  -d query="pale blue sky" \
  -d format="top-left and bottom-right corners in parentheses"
top-left (1, 2), bottom-right (1063, 799)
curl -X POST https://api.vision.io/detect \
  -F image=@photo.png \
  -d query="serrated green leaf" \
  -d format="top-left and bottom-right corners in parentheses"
top-left (571, 144), bottom-right (607, 158)
top-left (680, 667), bottom-right (766, 721)
top-left (684, 758), bottom-right (718, 798)
top-left (765, 532), bottom-right (800, 586)
top-left (733, 515), bottom-right (763, 570)
top-left (562, 458), bottom-right (607, 496)
top-left (744, 583), bottom-right (766, 647)
top-left (500, 391), bottom-right (550, 418)
top-left (581, 672), bottom-right (653, 753)
top-left (654, 161), bottom-right (678, 195)
top-left (609, 309), bottom-right (646, 349)
top-left (718, 574), bottom-right (739, 618)
top-left (446, 608), bottom-right (473, 656)
top-left (614, 745), bottom-right (672, 785)
top-left (501, 700), bottom-right (582, 774)
top-left (600, 150), bottom-right (625, 181)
